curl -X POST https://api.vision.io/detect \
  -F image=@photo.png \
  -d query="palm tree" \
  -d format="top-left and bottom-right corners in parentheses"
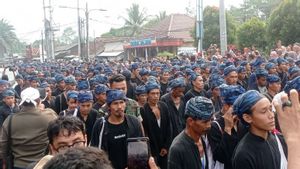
top-left (0, 19), bottom-right (18, 52)
top-left (122, 3), bottom-right (148, 37)
top-left (156, 11), bottom-right (167, 22)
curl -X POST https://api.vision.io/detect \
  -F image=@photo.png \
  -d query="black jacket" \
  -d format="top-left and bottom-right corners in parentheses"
top-left (141, 102), bottom-right (172, 157)
top-left (89, 114), bottom-right (144, 148)
top-left (160, 93), bottom-right (185, 139)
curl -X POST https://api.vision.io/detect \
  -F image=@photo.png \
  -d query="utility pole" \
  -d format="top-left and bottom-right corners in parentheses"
top-left (196, 0), bottom-right (203, 56)
top-left (219, 0), bottom-right (227, 56)
top-left (86, 2), bottom-right (89, 61)
top-left (41, 31), bottom-right (44, 62)
top-left (43, 0), bottom-right (49, 60)
top-left (49, 0), bottom-right (55, 60)
top-left (77, 0), bottom-right (82, 60)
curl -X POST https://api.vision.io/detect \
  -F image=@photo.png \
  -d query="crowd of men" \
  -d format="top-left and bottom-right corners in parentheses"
top-left (0, 42), bottom-right (299, 169)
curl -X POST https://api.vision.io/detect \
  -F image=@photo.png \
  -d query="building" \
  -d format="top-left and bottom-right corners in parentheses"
top-left (124, 14), bottom-right (196, 61)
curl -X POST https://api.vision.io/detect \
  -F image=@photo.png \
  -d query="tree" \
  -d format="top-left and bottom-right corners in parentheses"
top-left (156, 11), bottom-right (167, 22)
top-left (192, 6), bottom-right (237, 50)
top-left (0, 19), bottom-right (19, 53)
top-left (229, 0), bottom-right (282, 22)
top-left (122, 3), bottom-right (148, 37)
top-left (267, 0), bottom-right (300, 45)
top-left (237, 17), bottom-right (267, 50)
top-left (60, 27), bottom-right (76, 45)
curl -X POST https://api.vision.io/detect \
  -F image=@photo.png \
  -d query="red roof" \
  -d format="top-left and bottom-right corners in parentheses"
top-left (140, 14), bottom-right (195, 42)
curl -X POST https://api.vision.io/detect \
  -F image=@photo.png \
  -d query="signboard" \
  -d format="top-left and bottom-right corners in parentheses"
top-left (130, 38), bottom-right (152, 47)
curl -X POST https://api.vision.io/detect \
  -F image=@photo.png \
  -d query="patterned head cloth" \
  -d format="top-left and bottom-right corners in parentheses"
top-left (251, 57), bottom-right (265, 68)
top-left (78, 90), bottom-right (93, 103)
top-left (265, 62), bottom-right (276, 70)
top-left (295, 60), bottom-right (300, 66)
top-left (266, 74), bottom-right (281, 84)
top-left (77, 80), bottom-right (90, 91)
top-left (135, 85), bottom-right (147, 95)
top-left (224, 65), bottom-right (237, 76)
top-left (121, 70), bottom-right (131, 81)
top-left (185, 68), bottom-right (194, 76)
top-left (150, 71), bottom-right (158, 77)
top-left (94, 84), bottom-right (108, 95)
top-left (15, 74), bottom-right (24, 80)
top-left (106, 89), bottom-right (127, 105)
top-left (191, 64), bottom-right (200, 70)
top-left (55, 74), bottom-right (65, 83)
top-left (240, 61), bottom-right (248, 67)
top-left (29, 75), bottom-right (39, 82)
top-left (67, 90), bottom-right (79, 100)
top-left (2, 89), bottom-right (15, 97)
top-left (185, 96), bottom-right (214, 120)
top-left (288, 66), bottom-right (300, 78)
top-left (168, 77), bottom-right (186, 89)
top-left (277, 57), bottom-right (288, 65)
top-left (189, 73), bottom-right (200, 81)
top-left (284, 76), bottom-right (300, 93)
top-left (40, 82), bottom-right (50, 88)
top-left (95, 75), bottom-right (108, 84)
top-left (139, 68), bottom-right (150, 76)
top-left (209, 75), bottom-right (224, 89)
top-left (219, 84), bottom-right (246, 105)
top-left (233, 90), bottom-right (264, 125)
top-left (64, 76), bottom-right (77, 85)
top-left (255, 68), bottom-right (268, 78)
top-left (0, 80), bottom-right (8, 85)
top-left (237, 66), bottom-right (246, 73)
top-left (130, 63), bottom-right (139, 70)
top-left (145, 80), bottom-right (160, 93)
top-left (219, 64), bottom-right (226, 71)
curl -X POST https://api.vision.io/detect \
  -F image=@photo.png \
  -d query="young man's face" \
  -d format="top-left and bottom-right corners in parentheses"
top-left (225, 71), bottom-right (238, 85)
top-left (68, 98), bottom-right (78, 111)
top-left (137, 93), bottom-right (147, 105)
top-left (45, 87), bottom-right (52, 97)
top-left (79, 101), bottom-right (93, 115)
top-left (96, 93), bottom-right (106, 103)
top-left (147, 89), bottom-right (160, 104)
top-left (192, 76), bottom-right (204, 90)
top-left (244, 98), bottom-right (275, 132)
top-left (189, 117), bottom-right (211, 136)
top-left (65, 84), bottom-right (76, 91)
top-left (161, 72), bottom-right (170, 82)
top-left (3, 96), bottom-right (15, 107)
top-left (268, 82), bottom-right (281, 93)
top-left (211, 87), bottom-right (220, 97)
top-left (109, 100), bottom-right (126, 118)
top-left (268, 68), bottom-right (277, 74)
top-left (50, 129), bottom-right (86, 155)
top-left (58, 81), bottom-right (66, 90)
top-left (238, 72), bottom-right (246, 80)
top-left (172, 87), bottom-right (185, 98)
top-left (110, 81), bottom-right (127, 95)
top-left (30, 81), bottom-right (39, 88)
top-left (16, 79), bottom-right (23, 85)
top-left (257, 77), bottom-right (267, 87)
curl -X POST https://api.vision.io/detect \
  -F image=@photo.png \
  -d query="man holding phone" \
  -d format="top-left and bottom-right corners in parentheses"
top-left (90, 89), bottom-right (144, 169)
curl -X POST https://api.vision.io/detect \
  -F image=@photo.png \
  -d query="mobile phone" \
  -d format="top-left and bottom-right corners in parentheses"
top-left (127, 137), bottom-right (150, 169)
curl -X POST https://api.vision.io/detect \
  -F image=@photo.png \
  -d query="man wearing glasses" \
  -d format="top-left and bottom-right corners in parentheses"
top-left (29, 116), bottom-right (86, 169)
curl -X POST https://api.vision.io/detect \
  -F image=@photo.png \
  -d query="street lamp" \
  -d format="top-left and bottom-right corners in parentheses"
top-left (59, 3), bottom-right (106, 61)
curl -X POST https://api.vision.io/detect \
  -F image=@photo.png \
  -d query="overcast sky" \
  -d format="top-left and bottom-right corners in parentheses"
top-left (0, 0), bottom-right (242, 43)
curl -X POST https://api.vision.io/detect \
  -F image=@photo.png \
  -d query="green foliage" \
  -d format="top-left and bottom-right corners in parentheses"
top-left (195, 6), bottom-right (237, 49)
top-left (229, 0), bottom-right (282, 22)
top-left (0, 19), bottom-right (21, 54)
top-left (267, 0), bottom-right (300, 45)
top-left (60, 27), bottom-right (76, 45)
top-left (237, 17), bottom-right (267, 50)
top-left (121, 3), bottom-right (148, 37)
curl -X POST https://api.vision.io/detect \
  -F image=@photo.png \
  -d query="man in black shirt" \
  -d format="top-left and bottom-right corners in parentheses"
top-left (168, 96), bottom-right (214, 169)
top-left (232, 90), bottom-right (287, 169)
top-left (184, 74), bottom-right (207, 102)
top-left (90, 89), bottom-right (144, 169)
top-left (93, 84), bottom-right (108, 112)
top-left (52, 74), bottom-right (65, 97)
top-left (61, 90), bottom-right (100, 144)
